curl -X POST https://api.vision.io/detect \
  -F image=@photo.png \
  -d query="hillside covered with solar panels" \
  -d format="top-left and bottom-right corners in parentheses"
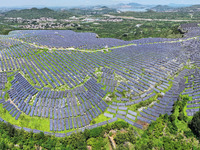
top-left (0, 22), bottom-right (200, 137)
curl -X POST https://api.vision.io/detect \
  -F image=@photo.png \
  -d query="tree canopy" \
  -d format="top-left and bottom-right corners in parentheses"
top-left (188, 111), bottom-right (200, 138)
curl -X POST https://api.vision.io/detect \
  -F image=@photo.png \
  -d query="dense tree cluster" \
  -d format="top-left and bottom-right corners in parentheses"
top-left (112, 11), bottom-right (200, 20)
top-left (72, 21), bottom-right (184, 41)
top-left (0, 121), bottom-right (129, 149)
top-left (0, 24), bottom-right (17, 35)
top-left (189, 111), bottom-right (200, 138)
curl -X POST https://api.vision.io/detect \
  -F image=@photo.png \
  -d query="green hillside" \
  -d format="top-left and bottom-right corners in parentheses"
top-left (3, 8), bottom-right (73, 19)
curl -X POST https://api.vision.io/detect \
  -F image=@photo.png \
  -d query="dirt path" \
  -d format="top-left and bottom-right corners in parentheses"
top-left (9, 99), bottom-right (20, 111)
top-left (109, 136), bottom-right (116, 149)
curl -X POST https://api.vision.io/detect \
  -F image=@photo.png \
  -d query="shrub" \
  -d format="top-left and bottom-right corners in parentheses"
top-left (114, 132), bottom-right (128, 145)
top-left (116, 144), bottom-right (129, 150)
top-left (169, 114), bottom-right (176, 122)
top-left (109, 132), bottom-right (113, 136)
top-left (87, 137), bottom-right (105, 150)
top-left (178, 112), bottom-right (184, 120)
top-left (184, 131), bottom-right (193, 138)
top-left (89, 127), bottom-right (104, 138)
top-left (91, 120), bottom-right (96, 124)
top-left (111, 121), bottom-right (129, 130)
top-left (114, 129), bottom-right (136, 145)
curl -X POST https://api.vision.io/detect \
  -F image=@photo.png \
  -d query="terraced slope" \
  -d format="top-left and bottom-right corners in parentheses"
top-left (0, 25), bottom-right (199, 136)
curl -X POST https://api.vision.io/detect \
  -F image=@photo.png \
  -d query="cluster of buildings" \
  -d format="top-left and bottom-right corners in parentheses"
top-left (19, 22), bottom-right (78, 29)
top-left (4, 16), bottom-right (123, 29)
top-left (4, 17), bottom-right (80, 29)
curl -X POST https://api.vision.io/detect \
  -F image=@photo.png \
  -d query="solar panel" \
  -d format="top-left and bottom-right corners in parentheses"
top-left (23, 103), bottom-right (29, 112)
top-left (80, 116), bottom-right (86, 127)
top-left (57, 119), bottom-right (61, 131)
top-left (61, 108), bottom-right (65, 118)
top-left (34, 106), bottom-right (38, 116)
top-left (72, 107), bottom-right (76, 117)
top-left (10, 107), bottom-right (17, 115)
top-left (15, 111), bottom-right (21, 120)
top-left (117, 110), bottom-right (126, 115)
top-left (73, 118), bottom-right (77, 129)
top-left (54, 119), bottom-right (57, 131)
top-left (68, 106), bottom-right (72, 117)
top-left (89, 109), bottom-right (95, 118)
top-left (42, 107), bottom-right (45, 117)
top-left (50, 108), bottom-right (53, 119)
top-left (86, 111), bottom-right (92, 121)
top-left (61, 119), bottom-right (65, 131)
top-left (50, 119), bottom-right (53, 131)
top-left (30, 106), bottom-right (35, 117)
top-left (77, 117), bottom-right (81, 128)
top-left (126, 114), bottom-right (136, 121)
top-left (128, 110), bottom-right (137, 116)
top-left (108, 117), bottom-right (117, 123)
top-left (79, 105), bottom-right (84, 116)
top-left (69, 118), bottom-right (73, 129)
top-left (65, 118), bottom-right (69, 130)
top-left (104, 113), bottom-right (113, 118)
top-left (58, 109), bottom-right (61, 119)
top-left (107, 108), bottom-right (116, 113)
top-left (45, 107), bottom-right (49, 118)
top-left (95, 106), bottom-right (101, 114)
top-left (84, 114), bottom-right (90, 125)
top-left (75, 105), bottom-right (80, 116)
top-left (38, 106), bottom-right (42, 117)
top-left (54, 109), bottom-right (57, 119)
top-left (92, 108), bottom-right (99, 116)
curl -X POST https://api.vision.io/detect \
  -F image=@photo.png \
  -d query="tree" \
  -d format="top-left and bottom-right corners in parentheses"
top-left (5, 123), bottom-right (16, 137)
top-left (114, 132), bottom-right (128, 145)
top-left (116, 144), bottom-right (129, 150)
top-left (178, 112), bottom-right (184, 120)
top-left (0, 141), bottom-right (7, 150)
top-left (83, 129), bottom-right (90, 140)
top-left (127, 129), bottom-right (136, 144)
top-left (188, 111), bottom-right (200, 138)
top-left (89, 127), bottom-right (103, 138)
top-left (169, 114), bottom-right (176, 122)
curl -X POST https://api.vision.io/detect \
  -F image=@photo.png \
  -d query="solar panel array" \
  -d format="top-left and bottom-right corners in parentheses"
top-left (0, 24), bottom-right (199, 134)
top-left (182, 69), bottom-right (200, 116)
top-left (8, 30), bottom-right (180, 50)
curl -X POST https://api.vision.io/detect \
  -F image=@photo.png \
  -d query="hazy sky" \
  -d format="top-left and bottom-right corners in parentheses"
top-left (0, 0), bottom-right (199, 7)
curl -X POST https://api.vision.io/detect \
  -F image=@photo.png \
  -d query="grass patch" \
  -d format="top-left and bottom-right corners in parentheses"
top-left (0, 103), bottom-right (50, 132)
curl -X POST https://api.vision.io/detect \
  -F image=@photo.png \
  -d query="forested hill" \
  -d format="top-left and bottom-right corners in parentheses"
top-left (68, 6), bottom-right (117, 15)
top-left (150, 4), bottom-right (200, 12)
top-left (2, 6), bottom-right (118, 19)
top-left (2, 8), bottom-right (73, 19)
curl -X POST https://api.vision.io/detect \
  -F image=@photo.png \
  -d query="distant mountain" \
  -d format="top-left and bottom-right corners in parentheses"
top-left (110, 2), bottom-right (154, 12)
top-left (177, 5), bottom-right (200, 12)
top-left (3, 7), bottom-right (73, 19)
top-left (67, 6), bottom-right (117, 15)
top-left (126, 3), bottom-right (143, 7)
top-left (150, 5), bottom-right (176, 12)
top-left (0, 8), bottom-right (17, 13)
top-left (168, 3), bottom-right (192, 8)
top-left (149, 4), bottom-right (200, 12)
top-left (1, 3), bottom-right (200, 15)
top-left (110, 3), bottom-right (195, 12)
